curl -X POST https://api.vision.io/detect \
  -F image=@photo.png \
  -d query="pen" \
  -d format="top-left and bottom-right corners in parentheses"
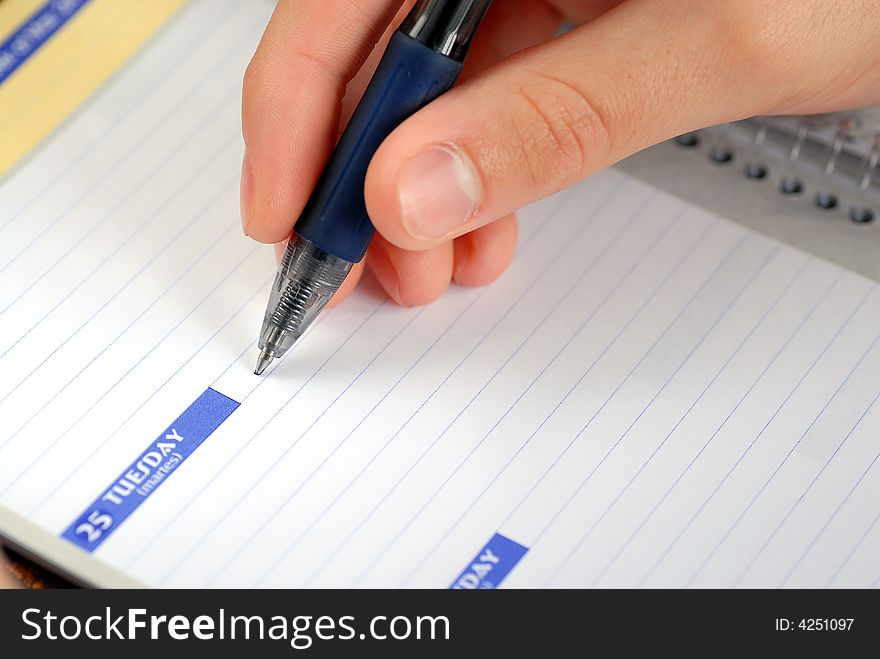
top-left (253, 0), bottom-right (492, 375)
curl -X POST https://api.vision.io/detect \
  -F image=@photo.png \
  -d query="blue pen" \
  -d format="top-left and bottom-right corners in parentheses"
top-left (254, 0), bottom-right (492, 374)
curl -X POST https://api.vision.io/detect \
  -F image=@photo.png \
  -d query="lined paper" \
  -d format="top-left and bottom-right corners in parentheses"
top-left (1, 0), bottom-right (879, 588)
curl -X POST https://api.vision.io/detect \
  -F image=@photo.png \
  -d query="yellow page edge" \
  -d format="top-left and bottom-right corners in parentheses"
top-left (0, 0), bottom-right (186, 177)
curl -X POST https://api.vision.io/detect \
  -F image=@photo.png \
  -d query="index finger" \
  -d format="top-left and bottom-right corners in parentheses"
top-left (241, 0), bottom-right (405, 244)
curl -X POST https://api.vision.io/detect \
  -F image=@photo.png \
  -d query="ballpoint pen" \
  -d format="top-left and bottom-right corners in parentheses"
top-left (253, 0), bottom-right (492, 375)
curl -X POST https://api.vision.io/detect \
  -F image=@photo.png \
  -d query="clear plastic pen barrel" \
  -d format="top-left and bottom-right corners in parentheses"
top-left (252, 0), bottom-right (491, 375)
top-left (255, 236), bottom-right (352, 374)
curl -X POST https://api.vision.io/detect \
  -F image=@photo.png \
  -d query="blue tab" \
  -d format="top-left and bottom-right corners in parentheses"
top-left (0, 0), bottom-right (92, 85)
top-left (450, 533), bottom-right (529, 589)
top-left (62, 388), bottom-right (239, 552)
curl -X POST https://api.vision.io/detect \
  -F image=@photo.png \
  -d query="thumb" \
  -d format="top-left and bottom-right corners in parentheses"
top-left (364, 0), bottom-right (876, 251)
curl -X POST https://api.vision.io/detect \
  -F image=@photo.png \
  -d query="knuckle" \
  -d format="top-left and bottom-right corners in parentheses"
top-left (706, 0), bottom-right (805, 90)
top-left (510, 71), bottom-right (612, 186)
top-left (707, 0), bottom-right (880, 110)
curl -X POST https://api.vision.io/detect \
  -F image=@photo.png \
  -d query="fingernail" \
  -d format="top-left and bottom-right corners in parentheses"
top-left (397, 144), bottom-right (478, 240)
top-left (240, 150), bottom-right (254, 236)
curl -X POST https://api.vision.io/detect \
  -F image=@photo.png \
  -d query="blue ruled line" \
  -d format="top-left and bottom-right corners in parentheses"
top-left (113, 292), bottom-right (342, 573)
top-left (0, 221), bottom-right (246, 498)
top-left (154, 297), bottom-right (387, 585)
top-left (680, 284), bottom-right (877, 587)
top-left (512, 229), bottom-right (748, 587)
top-left (0, 175), bottom-right (238, 411)
top-left (729, 334), bottom-right (880, 587)
top-left (826, 501), bottom-right (880, 587)
top-left (540, 243), bottom-right (783, 587)
top-left (27, 272), bottom-right (272, 518)
top-left (294, 185), bottom-right (604, 587)
top-left (0, 94), bottom-right (239, 312)
top-left (0, 1), bottom-right (257, 234)
top-left (201, 303), bottom-right (426, 586)
top-left (779, 395), bottom-right (880, 588)
top-left (585, 255), bottom-right (812, 586)
top-left (347, 192), bottom-right (682, 587)
top-left (401, 204), bottom-right (712, 587)
top-left (594, 266), bottom-right (841, 586)
top-left (636, 272), bottom-right (859, 586)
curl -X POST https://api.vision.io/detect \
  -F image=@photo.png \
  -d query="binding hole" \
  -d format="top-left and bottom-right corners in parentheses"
top-left (710, 147), bottom-right (733, 164)
top-left (814, 192), bottom-right (838, 210)
top-left (675, 133), bottom-right (699, 147)
top-left (849, 207), bottom-right (874, 224)
top-left (780, 178), bottom-right (803, 195)
top-left (744, 163), bottom-right (767, 179)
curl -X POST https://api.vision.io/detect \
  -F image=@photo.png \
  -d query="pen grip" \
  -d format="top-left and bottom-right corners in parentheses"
top-left (293, 31), bottom-right (464, 263)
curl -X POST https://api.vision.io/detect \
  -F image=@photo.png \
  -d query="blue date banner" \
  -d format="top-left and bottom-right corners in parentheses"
top-left (61, 388), bottom-right (239, 552)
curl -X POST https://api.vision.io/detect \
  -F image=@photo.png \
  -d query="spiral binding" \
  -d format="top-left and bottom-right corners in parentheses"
top-left (673, 112), bottom-right (880, 226)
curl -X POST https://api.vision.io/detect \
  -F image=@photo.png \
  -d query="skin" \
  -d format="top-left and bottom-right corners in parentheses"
top-left (5, 0), bottom-right (880, 592)
top-left (241, 0), bottom-right (880, 308)
top-left (0, 555), bottom-right (20, 588)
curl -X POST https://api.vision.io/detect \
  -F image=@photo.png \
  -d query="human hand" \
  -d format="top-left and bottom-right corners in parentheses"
top-left (1, 550), bottom-right (22, 589)
top-left (240, 0), bottom-right (880, 307)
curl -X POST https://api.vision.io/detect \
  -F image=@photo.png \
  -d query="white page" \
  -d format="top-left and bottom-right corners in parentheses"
top-left (1, 0), bottom-right (879, 589)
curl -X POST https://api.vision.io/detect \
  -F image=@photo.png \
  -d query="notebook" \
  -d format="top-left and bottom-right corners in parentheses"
top-left (622, 113), bottom-right (880, 283)
top-left (1, 0), bottom-right (879, 589)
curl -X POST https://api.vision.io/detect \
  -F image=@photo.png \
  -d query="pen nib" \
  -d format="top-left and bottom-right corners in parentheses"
top-left (254, 349), bottom-right (273, 376)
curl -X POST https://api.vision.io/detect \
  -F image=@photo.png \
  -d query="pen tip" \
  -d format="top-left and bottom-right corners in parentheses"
top-left (254, 349), bottom-right (273, 376)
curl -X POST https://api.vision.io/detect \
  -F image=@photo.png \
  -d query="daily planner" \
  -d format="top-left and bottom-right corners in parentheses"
top-left (1, 0), bottom-right (878, 588)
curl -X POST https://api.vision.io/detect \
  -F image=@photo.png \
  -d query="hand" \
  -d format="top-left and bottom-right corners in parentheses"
top-left (1, 550), bottom-right (21, 589)
top-left (240, 0), bottom-right (880, 307)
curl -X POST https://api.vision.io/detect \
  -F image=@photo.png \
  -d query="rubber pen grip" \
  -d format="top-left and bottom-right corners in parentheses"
top-left (293, 31), bottom-right (464, 264)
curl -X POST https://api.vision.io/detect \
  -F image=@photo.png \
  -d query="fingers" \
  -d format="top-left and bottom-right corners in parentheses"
top-left (542, 0), bottom-right (626, 23)
top-left (363, 215), bottom-right (517, 304)
top-left (258, 0), bottom-right (539, 310)
top-left (363, 0), bottom-right (731, 250)
top-left (274, 235), bottom-right (457, 308)
top-left (367, 235), bottom-right (454, 307)
top-left (459, 0), bottom-right (563, 81)
top-left (453, 213), bottom-right (518, 287)
top-left (365, 0), bottom-right (880, 252)
top-left (358, 0), bottom-right (551, 304)
top-left (289, 219), bottom-right (517, 307)
top-left (241, 0), bottom-right (403, 244)
top-left (356, 0), bottom-right (553, 305)
top-left (327, 260), bottom-right (367, 309)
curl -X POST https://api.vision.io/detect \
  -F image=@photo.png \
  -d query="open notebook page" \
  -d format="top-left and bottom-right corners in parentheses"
top-left (1, 0), bottom-right (879, 588)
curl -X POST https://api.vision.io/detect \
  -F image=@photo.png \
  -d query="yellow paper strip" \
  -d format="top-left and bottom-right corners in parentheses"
top-left (0, 0), bottom-right (43, 42)
top-left (0, 0), bottom-right (186, 176)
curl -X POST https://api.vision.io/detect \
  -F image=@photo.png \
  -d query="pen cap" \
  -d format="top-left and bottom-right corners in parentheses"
top-left (294, 30), bottom-right (464, 263)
